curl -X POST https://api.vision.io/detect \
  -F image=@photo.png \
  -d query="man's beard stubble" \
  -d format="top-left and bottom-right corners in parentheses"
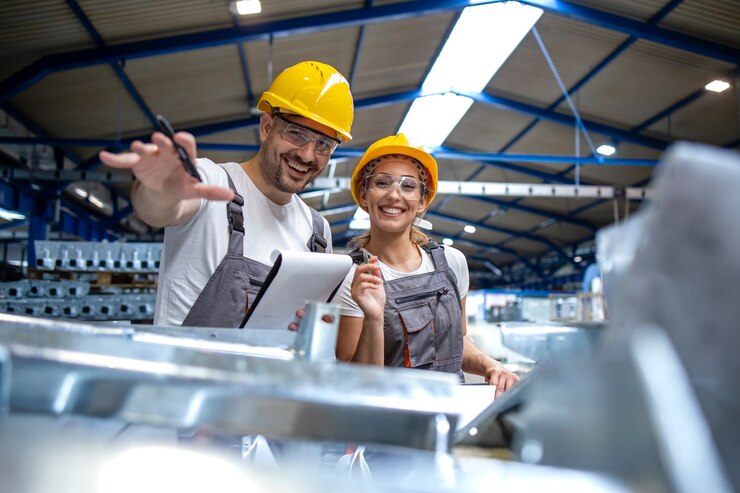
top-left (259, 143), bottom-right (321, 195)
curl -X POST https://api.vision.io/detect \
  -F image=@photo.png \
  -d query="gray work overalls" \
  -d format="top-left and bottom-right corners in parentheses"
top-left (350, 242), bottom-right (465, 381)
top-left (182, 171), bottom-right (327, 328)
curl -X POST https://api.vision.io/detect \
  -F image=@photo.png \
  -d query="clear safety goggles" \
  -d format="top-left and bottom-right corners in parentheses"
top-left (365, 173), bottom-right (427, 197)
top-left (273, 113), bottom-right (340, 157)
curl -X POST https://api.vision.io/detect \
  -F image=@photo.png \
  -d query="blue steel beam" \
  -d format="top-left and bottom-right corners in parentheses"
top-left (632, 87), bottom-right (706, 133)
top-left (58, 208), bottom-right (116, 241)
top-left (316, 186), bottom-right (598, 233)
top-left (0, 136), bottom-right (660, 166)
top-left (231, 15), bottom-right (256, 104)
top-left (494, 0), bottom-right (685, 155)
top-left (66, 0), bottom-right (157, 127)
top-left (458, 90), bottom-right (669, 150)
top-left (444, 1), bottom-right (684, 267)
top-left (427, 210), bottom-right (574, 263)
top-left (1, 87), bottom-right (662, 164)
top-left (4, 0), bottom-right (738, 104)
top-left (471, 195), bottom-right (597, 232)
top-left (556, 0), bottom-right (685, 107)
top-left (1, 104), bottom-right (81, 167)
top-left (427, 232), bottom-right (538, 272)
top-left (520, 0), bottom-right (738, 63)
top-left (2, 102), bottom-right (136, 238)
top-left (347, 0), bottom-right (374, 86)
top-left (0, 220), bottom-right (28, 231)
top-left (348, 24), bottom-right (367, 86)
top-left (432, 147), bottom-right (658, 166)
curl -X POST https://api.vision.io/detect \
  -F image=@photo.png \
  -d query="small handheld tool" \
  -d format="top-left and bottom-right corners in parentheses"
top-left (156, 114), bottom-right (201, 181)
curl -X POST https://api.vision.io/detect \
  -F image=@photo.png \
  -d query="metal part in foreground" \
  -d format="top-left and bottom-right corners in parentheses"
top-left (0, 315), bottom-right (460, 451)
top-left (498, 321), bottom-right (607, 363)
top-left (293, 301), bottom-right (340, 362)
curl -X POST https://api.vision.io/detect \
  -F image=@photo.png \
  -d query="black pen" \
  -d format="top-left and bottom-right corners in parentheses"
top-left (156, 114), bottom-right (201, 181)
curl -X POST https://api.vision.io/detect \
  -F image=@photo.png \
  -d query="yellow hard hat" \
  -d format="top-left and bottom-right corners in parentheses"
top-left (257, 61), bottom-right (353, 142)
top-left (350, 133), bottom-right (438, 209)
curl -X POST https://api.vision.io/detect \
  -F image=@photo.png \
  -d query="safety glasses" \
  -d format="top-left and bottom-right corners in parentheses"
top-left (272, 113), bottom-right (340, 157)
top-left (365, 173), bottom-right (427, 198)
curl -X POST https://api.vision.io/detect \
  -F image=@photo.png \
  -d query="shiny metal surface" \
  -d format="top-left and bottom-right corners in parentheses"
top-left (292, 302), bottom-right (341, 362)
top-left (510, 144), bottom-right (740, 492)
top-left (0, 417), bottom-right (631, 493)
top-left (498, 321), bottom-right (608, 363)
top-left (0, 313), bottom-right (461, 451)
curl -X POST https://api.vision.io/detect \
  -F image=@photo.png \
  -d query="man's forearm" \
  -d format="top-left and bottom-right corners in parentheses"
top-left (131, 180), bottom-right (199, 228)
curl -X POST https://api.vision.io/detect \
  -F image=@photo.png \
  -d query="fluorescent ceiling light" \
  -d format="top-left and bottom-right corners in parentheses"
top-left (596, 144), bottom-right (616, 156)
top-left (705, 80), bottom-right (730, 93)
top-left (399, 94), bottom-right (473, 148)
top-left (0, 207), bottom-right (26, 221)
top-left (442, 238), bottom-right (454, 246)
top-left (232, 0), bottom-right (261, 16)
top-left (463, 225), bottom-right (476, 234)
top-left (398, 2), bottom-right (543, 148)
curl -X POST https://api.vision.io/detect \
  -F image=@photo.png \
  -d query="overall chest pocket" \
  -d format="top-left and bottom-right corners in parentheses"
top-left (397, 300), bottom-right (436, 368)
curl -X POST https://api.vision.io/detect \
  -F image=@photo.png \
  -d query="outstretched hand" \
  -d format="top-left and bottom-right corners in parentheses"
top-left (99, 131), bottom-right (234, 202)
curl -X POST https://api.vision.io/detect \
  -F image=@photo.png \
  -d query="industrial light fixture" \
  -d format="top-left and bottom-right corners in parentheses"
top-left (704, 80), bottom-right (730, 93)
top-left (398, 2), bottom-right (543, 148)
top-left (573, 255), bottom-right (582, 263)
top-left (463, 225), bottom-right (476, 234)
top-left (596, 144), bottom-right (616, 156)
top-left (73, 187), bottom-right (105, 209)
top-left (231, 0), bottom-right (261, 16)
top-left (0, 207), bottom-right (26, 221)
top-left (442, 238), bottom-right (454, 246)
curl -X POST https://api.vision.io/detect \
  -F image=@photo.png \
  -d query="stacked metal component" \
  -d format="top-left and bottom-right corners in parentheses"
top-left (0, 241), bottom-right (161, 322)
top-left (0, 279), bottom-right (155, 321)
top-left (34, 241), bottom-right (162, 272)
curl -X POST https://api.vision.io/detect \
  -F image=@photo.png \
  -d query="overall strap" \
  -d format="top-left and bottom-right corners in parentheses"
top-left (306, 207), bottom-right (328, 253)
top-left (348, 248), bottom-right (366, 265)
top-left (224, 171), bottom-right (245, 255)
top-left (422, 240), bottom-right (447, 269)
top-left (422, 240), bottom-right (462, 310)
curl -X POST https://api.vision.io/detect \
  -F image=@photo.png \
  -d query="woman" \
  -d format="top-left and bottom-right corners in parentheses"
top-left (336, 134), bottom-right (519, 397)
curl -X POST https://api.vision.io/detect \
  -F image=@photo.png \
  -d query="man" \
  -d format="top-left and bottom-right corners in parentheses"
top-left (100, 61), bottom-right (353, 327)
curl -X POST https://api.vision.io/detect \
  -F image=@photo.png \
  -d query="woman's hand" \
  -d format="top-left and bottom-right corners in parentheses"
top-left (484, 361), bottom-right (520, 399)
top-left (351, 257), bottom-right (385, 321)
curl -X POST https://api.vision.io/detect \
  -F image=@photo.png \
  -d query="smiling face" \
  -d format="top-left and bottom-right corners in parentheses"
top-left (360, 156), bottom-right (429, 235)
top-left (257, 112), bottom-right (336, 198)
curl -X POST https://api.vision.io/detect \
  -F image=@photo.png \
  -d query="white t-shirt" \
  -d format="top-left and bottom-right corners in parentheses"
top-left (153, 159), bottom-right (332, 326)
top-left (336, 244), bottom-right (469, 318)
